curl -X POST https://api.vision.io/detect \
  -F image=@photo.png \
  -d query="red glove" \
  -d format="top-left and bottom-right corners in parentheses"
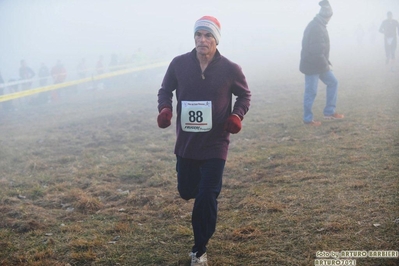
top-left (157, 108), bottom-right (172, 128)
top-left (224, 114), bottom-right (242, 134)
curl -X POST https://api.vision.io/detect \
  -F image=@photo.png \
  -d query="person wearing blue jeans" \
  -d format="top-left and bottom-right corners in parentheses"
top-left (300, 0), bottom-right (344, 126)
top-left (304, 71), bottom-right (338, 124)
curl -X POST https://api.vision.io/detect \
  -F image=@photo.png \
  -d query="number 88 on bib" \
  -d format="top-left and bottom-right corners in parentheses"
top-left (181, 101), bottom-right (212, 132)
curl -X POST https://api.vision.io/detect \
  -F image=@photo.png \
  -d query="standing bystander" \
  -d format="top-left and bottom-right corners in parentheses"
top-left (38, 63), bottom-right (50, 86)
top-left (19, 60), bottom-right (35, 91)
top-left (300, 0), bottom-right (344, 126)
top-left (50, 60), bottom-right (67, 102)
top-left (37, 63), bottom-right (50, 104)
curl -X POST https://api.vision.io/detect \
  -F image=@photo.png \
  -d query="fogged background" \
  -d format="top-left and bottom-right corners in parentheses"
top-left (0, 0), bottom-right (398, 82)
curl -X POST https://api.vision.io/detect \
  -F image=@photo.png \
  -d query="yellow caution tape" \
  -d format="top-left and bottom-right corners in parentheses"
top-left (0, 61), bottom-right (169, 103)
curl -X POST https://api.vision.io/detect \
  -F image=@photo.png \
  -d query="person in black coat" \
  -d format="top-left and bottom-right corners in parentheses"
top-left (300, 0), bottom-right (344, 126)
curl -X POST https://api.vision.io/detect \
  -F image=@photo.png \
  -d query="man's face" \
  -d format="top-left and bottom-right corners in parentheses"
top-left (195, 30), bottom-right (217, 57)
top-left (388, 13), bottom-right (393, 20)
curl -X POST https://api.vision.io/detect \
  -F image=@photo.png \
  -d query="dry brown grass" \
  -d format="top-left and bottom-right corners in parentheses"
top-left (0, 62), bottom-right (398, 265)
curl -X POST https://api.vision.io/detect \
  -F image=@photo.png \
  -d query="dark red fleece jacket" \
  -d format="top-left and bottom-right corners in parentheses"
top-left (157, 49), bottom-right (251, 160)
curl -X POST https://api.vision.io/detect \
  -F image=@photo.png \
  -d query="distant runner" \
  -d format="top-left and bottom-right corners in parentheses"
top-left (379, 11), bottom-right (399, 71)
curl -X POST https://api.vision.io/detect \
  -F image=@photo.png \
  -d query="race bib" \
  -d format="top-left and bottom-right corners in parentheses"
top-left (181, 101), bottom-right (212, 132)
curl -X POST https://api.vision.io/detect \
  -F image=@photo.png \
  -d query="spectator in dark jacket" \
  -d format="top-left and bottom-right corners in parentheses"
top-left (0, 71), bottom-right (4, 108)
top-left (0, 71), bottom-right (10, 110)
top-left (19, 60), bottom-right (35, 90)
top-left (0, 72), bottom-right (13, 111)
top-left (157, 16), bottom-right (251, 265)
top-left (300, 0), bottom-right (344, 126)
top-left (38, 63), bottom-right (50, 86)
top-left (0, 71), bottom-right (4, 95)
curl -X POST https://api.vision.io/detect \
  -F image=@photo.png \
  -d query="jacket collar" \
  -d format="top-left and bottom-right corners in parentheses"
top-left (190, 48), bottom-right (221, 63)
top-left (315, 14), bottom-right (329, 26)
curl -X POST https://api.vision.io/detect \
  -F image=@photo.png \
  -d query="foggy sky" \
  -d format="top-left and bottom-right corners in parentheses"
top-left (0, 0), bottom-right (398, 82)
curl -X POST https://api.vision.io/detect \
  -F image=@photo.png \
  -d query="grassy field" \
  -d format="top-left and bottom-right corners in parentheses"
top-left (0, 60), bottom-right (398, 266)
